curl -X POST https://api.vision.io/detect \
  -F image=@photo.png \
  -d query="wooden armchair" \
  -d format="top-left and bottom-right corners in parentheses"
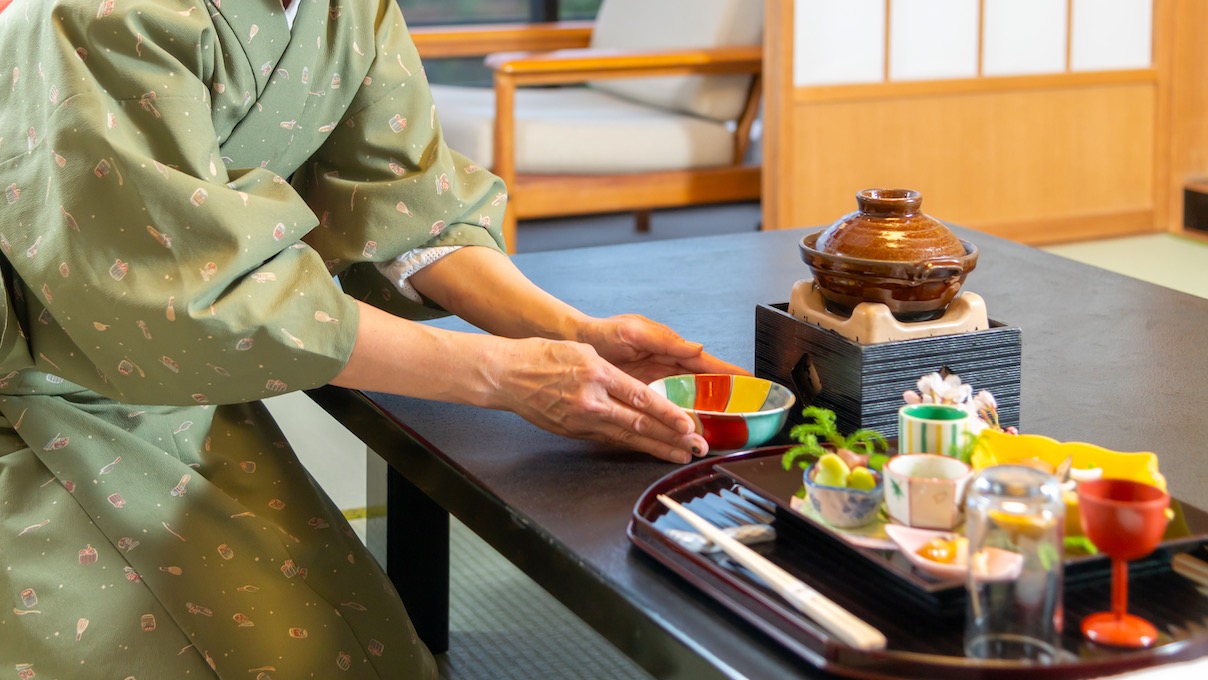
top-left (409, 0), bottom-right (764, 252)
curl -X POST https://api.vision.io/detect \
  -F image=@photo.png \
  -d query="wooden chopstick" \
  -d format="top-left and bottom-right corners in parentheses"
top-left (1173, 552), bottom-right (1208, 588)
top-left (657, 494), bottom-right (888, 651)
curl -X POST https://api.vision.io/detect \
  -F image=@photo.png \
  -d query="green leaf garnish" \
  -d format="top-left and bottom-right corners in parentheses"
top-left (780, 406), bottom-right (888, 471)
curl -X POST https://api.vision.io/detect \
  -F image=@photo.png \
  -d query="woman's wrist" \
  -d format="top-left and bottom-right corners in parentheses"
top-left (411, 246), bottom-right (591, 342)
top-left (553, 309), bottom-right (594, 344)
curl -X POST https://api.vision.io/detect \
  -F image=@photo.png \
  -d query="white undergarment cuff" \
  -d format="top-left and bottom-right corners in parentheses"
top-left (374, 246), bottom-right (464, 304)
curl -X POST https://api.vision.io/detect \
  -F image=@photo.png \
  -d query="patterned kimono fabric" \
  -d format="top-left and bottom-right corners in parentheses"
top-left (0, 0), bottom-right (507, 677)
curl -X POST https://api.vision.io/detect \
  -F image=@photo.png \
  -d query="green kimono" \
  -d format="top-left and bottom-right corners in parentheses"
top-left (0, 0), bottom-right (506, 677)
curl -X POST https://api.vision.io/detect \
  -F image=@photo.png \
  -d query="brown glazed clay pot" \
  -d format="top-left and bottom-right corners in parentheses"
top-left (816, 188), bottom-right (967, 261)
top-left (800, 189), bottom-right (978, 321)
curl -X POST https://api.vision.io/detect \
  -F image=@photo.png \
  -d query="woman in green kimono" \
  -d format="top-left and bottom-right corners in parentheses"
top-left (0, 0), bottom-right (741, 677)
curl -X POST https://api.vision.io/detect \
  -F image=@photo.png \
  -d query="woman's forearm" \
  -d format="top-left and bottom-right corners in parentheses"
top-left (407, 246), bottom-right (591, 342)
top-left (329, 300), bottom-right (500, 406)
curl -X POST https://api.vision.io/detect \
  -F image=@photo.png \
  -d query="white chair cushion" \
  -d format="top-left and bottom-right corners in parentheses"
top-left (430, 84), bottom-right (735, 174)
top-left (588, 0), bottom-right (764, 122)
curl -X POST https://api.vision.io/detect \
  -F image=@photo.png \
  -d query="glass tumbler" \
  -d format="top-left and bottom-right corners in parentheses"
top-left (964, 465), bottom-right (1065, 662)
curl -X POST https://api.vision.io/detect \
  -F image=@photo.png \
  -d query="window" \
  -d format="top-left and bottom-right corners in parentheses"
top-left (398, 1), bottom-right (601, 26)
top-left (399, 0), bottom-right (530, 25)
top-left (560, 0), bottom-right (602, 20)
top-left (399, 0), bottom-right (603, 86)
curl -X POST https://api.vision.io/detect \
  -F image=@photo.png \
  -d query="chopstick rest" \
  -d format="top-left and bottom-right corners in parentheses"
top-left (657, 494), bottom-right (888, 651)
top-left (664, 524), bottom-right (776, 554)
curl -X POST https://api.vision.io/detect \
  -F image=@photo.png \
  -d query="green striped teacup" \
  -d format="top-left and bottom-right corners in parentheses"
top-left (898, 403), bottom-right (971, 458)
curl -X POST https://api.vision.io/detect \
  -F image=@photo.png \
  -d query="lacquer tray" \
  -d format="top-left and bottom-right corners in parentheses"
top-left (718, 448), bottom-right (1208, 617)
top-left (627, 447), bottom-right (1208, 680)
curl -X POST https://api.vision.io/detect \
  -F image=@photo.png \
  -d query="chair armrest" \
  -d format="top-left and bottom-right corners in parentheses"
top-left (483, 46), bottom-right (762, 86)
top-left (484, 44), bottom-right (763, 207)
top-left (409, 21), bottom-right (593, 59)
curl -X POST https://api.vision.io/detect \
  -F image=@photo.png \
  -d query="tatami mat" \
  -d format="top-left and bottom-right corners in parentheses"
top-left (439, 517), bottom-right (651, 679)
top-left (1042, 232), bottom-right (1208, 300)
top-left (345, 515), bottom-right (651, 680)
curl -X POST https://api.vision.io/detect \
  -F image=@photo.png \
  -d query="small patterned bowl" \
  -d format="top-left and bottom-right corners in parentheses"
top-left (648, 374), bottom-right (795, 451)
top-left (804, 463), bottom-right (884, 528)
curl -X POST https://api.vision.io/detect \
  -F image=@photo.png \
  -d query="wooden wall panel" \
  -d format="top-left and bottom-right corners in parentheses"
top-left (762, 0), bottom-right (796, 236)
top-left (1162, 0), bottom-right (1208, 229)
top-left (782, 81), bottom-right (1155, 243)
top-left (763, 0), bottom-right (1208, 243)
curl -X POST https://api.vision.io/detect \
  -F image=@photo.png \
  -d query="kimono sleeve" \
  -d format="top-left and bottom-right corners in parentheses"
top-left (0, 4), bottom-right (359, 405)
top-left (295, 0), bottom-right (509, 320)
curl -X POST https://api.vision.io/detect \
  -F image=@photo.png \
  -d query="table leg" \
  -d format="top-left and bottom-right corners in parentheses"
top-left (387, 464), bottom-right (450, 654)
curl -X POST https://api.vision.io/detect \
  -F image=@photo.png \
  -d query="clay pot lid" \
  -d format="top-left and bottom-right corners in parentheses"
top-left (816, 188), bottom-right (966, 262)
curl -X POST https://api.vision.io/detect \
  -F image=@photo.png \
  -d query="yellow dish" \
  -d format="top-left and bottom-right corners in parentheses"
top-left (970, 429), bottom-right (1166, 537)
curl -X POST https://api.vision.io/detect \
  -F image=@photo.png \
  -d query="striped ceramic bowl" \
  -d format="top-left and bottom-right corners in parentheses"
top-left (648, 374), bottom-right (795, 451)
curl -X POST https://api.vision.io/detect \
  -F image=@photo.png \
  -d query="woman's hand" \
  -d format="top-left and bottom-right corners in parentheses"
top-left (334, 304), bottom-right (710, 463)
top-left (411, 249), bottom-right (746, 383)
top-left (368, 250), bottom-right (753, 462)
top-left (576, 314), bottom-right (749, 384)
top-left (483, 336), bottom-right (710, 464)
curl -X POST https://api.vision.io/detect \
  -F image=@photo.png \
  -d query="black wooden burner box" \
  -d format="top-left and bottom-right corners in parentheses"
top-left (754, 294), bottom-right (1022, 439)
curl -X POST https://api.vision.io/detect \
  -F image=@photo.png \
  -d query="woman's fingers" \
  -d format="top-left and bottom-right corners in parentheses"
top-left (666, 350), bottom-right (751, 377)
top-left (584, 315), bottom-right (750, 383)
top-left (494, 337), bottom-right (709, 462)
top-left (567, 386), bottom-right (708, 463)
top-left (582, 421), bottom-right (700, 464)
top-left (559, 370), bottom-right (707, 461)
top-left (608, 369), bottom-right (694, 435)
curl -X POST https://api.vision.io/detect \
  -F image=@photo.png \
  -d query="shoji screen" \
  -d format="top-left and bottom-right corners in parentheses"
top-left (768, 0), bottom-right (1166, 243)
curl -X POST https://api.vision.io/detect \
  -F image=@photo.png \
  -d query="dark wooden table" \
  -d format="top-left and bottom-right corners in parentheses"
top-left (310, 226), bottom-right (1208, 679)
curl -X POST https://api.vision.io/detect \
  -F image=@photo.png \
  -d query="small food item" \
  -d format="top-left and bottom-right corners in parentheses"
top-left (834, 447), bottom-right (869, 470)
top-left (1014, 457), bottom-right (1056, 475)
top-left (814, 452), bottom-right (851, 488)
top-left (988, 509), bottom-right (1055, 540)
top-left (1069, 466), bottom-right (1104, 483)
top-left (848, 466), bottom-right (878, 491)
top-left (915, 536), bottom-right (966, 565)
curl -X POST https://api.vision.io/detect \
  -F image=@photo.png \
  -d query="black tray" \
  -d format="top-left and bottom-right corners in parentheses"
top-left (718, 449), bottom-right (1208, 617)
top-left (627, 447), bottom-right (1208, 680)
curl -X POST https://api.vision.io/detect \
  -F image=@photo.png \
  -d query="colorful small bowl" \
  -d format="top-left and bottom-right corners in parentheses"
top-left (804, 463), bottom-right (884, 528)
top-left (647, 374), bottom-right (795, 451)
